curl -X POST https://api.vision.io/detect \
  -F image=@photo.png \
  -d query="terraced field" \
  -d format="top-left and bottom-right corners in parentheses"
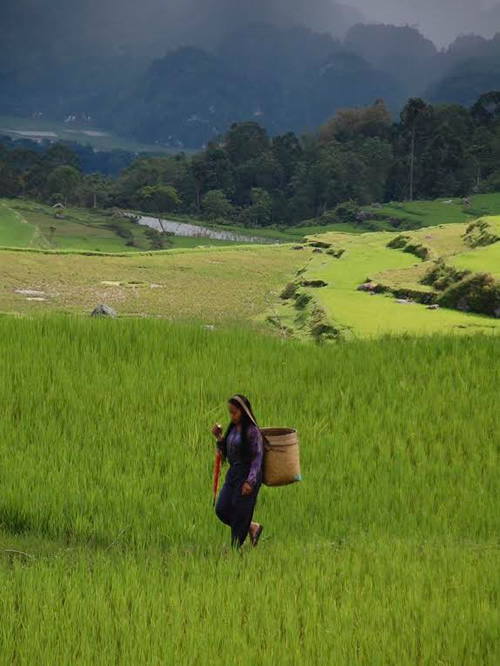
top-left (282, 215), bottom-right (500, 338)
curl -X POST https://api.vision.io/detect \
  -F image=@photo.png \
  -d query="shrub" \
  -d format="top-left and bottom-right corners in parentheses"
top-left (318, 210), bottom-right (339, 225)
top-left (326, 248), bottom-right (346, 259)
top-left (421, 260), bottom-right (470, 291)
top-left (335, 201), bottom-right (360, 224)
top-left (280, 282), bottom-right (298, 300)
top-left (308, 241), bottom-right (332, 249)
top-left (107, 220), bottom-right (133, 241)
top-left (403, 243), bottom-right (429, 260)
top-left (301, 280), bottom-right (328, 288)
top-left (309, 306), bottom-right (341, 342)
top-left (294, 292), bottom-right (312, 310)
top-left (387, 235), bottom-right (409, 250)
top-left (144, 227), bottom-right (172, 250)
top-left (464, 219), bottom-right (500, 248)
top-left (438, 273), bottom-right (500, 317)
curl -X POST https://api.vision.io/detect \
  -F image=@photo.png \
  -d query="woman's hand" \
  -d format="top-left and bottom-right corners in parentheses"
top-left (241, 482), bottom-right (253, 496)
top-left (212, 423), bottom-right (223, 442)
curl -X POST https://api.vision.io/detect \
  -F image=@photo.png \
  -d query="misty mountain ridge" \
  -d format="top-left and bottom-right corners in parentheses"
top-left (1, 7), bottom-right (500, 148)
top-left (109, 22), bottom-right (500, 148)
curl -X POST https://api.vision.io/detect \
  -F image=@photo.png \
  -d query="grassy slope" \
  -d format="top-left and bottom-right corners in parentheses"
top-left (375, 217), bottom-right (500, 288)
top-left (0, 202), bottom-right (38, 246)
top-left (0, 244), bottom-right (304, 318)
top-left (363, 193), bottom-right (500, 228)
top-left (373, 223), bottom-right (474, 291)
top-left (0, 200), bottom-right (241, 252)
top-left (293, 229), bottom-right (500, 337)
top-left (451, 217), bottom-right (500, 278)
top-left (1, 195), bottom-right (500, 336)
top-left (0, 319), bottom-right (498, 663)
top-left (4, 192), bottom-right (500, 253)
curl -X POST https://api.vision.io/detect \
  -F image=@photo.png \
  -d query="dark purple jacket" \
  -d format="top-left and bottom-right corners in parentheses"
top-left (219, 424), bottom-right (264, 487)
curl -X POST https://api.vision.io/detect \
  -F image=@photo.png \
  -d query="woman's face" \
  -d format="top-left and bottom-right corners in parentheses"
top-left (229, 403), bottom-right (242, 425)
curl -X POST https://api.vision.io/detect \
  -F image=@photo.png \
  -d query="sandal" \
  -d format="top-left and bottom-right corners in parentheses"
top-left (251, 524), bottom-right (264, 547)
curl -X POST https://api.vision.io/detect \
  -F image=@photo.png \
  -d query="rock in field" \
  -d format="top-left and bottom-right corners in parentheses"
top-left (302, 280), bottom-right (328, 288)
top-left (91, 304), bottom-right (117, 319)
top-left (357, 282), bottom-right (377, 293)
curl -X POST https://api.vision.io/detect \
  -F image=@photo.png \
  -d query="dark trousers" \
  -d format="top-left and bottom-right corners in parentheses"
top-left (215, 465), bottom-right (262, 548)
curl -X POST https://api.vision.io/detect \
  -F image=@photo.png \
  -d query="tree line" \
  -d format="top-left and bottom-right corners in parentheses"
top-left (1, 92), bottom-right (500, 228)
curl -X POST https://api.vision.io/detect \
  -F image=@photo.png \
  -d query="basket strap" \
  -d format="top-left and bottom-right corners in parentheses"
top-left (230, 395), bottom-right (270, 450)
top-left (230, 395), bottom-right (258, 427)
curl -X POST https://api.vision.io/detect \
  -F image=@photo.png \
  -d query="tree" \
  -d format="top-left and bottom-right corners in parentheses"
top-left (192, 148), bottom-right (235, 208)
top-left (225, 122), bottom-right (270, 166)
top-left (358, 138), bottom-right (393, 203)
top-left (144, 226), bottom-right (173, 250)
top-left (201, 190), bottom-right (234, 221)
top-left (272, 132), bottom-right (303, 189)
top-left (319, 100), bottom-right (393, 145)
top-left (418, 105), bottom-right (475, 197)
top-left (44, 143), bottom-right (81, 169)
top-left (400, 99), bottom-right (433, 201)
top-left (138, 184), bottom-right (181, 232)
top-left (241, 188), bottom-right (273, 227)
top-left (471, 91), bottom-right (500, 126)
top-left (80, 173), bottom-right (112, 208)
top-left (0, 161), bottom-right (23, 197)
top-left (47, 166), bottom-right (81, 205)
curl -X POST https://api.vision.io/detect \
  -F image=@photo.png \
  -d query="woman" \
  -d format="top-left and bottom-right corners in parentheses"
top-left (212, 394), bottom-right (264, 548)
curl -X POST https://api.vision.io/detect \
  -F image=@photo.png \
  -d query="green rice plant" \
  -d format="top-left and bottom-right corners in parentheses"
top-left (0, 318), bottom-right (498, 663)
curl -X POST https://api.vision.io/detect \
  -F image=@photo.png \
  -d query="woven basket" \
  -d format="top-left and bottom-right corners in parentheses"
top-left (261, 427), bottom-right (302, 487)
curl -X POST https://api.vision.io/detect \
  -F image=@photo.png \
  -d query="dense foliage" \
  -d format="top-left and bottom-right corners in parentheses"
top-left (2, 93), bottom-right (500, 228)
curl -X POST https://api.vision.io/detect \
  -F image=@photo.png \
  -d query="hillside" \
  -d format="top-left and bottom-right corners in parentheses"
top-left (1, 195), bottom-right (500, 340)
top-left (0, 200), bottom-right (265, 252)
top-left (287, 212), bottom-right (500, 339)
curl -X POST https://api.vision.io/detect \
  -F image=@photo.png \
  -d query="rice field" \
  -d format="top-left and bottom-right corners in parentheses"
top-left (0, 317), bottom-right (498, 663)
top-left (451, 217), bottom-right (500, 278)
top-left (0, 200), bottom-right (242, 252)
top-left (0, 244), bottom-right (303, 319)
top-left (288, 229), bottom-right (500, 337)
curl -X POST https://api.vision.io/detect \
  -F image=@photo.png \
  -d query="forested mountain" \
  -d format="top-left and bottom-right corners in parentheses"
top-left (1, 3), bottom-right (500, 149)
top-left (112, 26), bottom-right (402, 148)
top-left (344, 24), bottom-right (437, 97)
top-left (427, 35), bottom-right (500, 106)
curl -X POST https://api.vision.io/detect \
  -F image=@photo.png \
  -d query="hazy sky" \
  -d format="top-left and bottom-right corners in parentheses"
top-left (346, 0), bottom-right (500, 45)
top-left (145, 0), bottom-right (500, 48)
top-left (170, 0), bottom-right (500, 46)
top-left (3, 0), bottom-right (500, 57)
